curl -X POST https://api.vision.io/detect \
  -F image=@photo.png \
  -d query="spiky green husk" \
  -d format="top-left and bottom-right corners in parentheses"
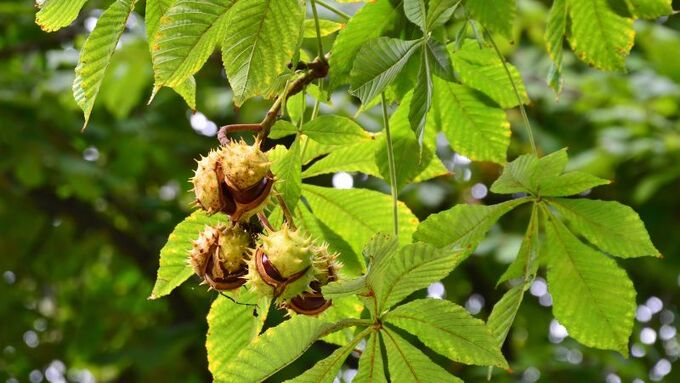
top-left (244, 250), bottom-right (274, 297)
top-left (191, 149), bottom-right (223, 214)
top-left (221, 140), bottom-right (270, 190)
top-left (217, 224), bottom-right (251, 273)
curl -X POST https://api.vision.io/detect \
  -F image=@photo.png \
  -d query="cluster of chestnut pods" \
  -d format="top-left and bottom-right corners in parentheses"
top-left (188, 139), bottom-right (340, 315)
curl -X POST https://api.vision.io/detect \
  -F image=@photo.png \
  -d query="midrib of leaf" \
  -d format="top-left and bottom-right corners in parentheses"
top-left (376, 255), bottom-right (441, 311)
top-left (238, 0), bottom-right (272, 102)
top-left (385, 312), bottom-right (501, 362)
top-left (543, 206), bottom-right (617, 332)
top-left (383, 330), bottom-right (421, 381)
top-left (365, 333), bottom-right (380, 379)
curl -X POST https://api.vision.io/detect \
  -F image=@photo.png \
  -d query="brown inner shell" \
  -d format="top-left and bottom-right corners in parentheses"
top-left (254, 247), bottom-right (310, 297)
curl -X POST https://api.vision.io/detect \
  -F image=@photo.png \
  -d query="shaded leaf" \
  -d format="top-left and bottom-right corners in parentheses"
top-left (466, 0), bottom-right (516, 39)
top-left (487, 284), bottom-right (525, 347)
top-left (350, 37), bottom-right (421, 105)
top-left (272, 138), bottom-right (302, 211)
top-left (353, 332), bottom-right (387, 383)
top-left (426, 0), bottom-right (460, 30)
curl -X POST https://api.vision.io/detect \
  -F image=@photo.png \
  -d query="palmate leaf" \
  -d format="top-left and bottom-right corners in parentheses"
top-left (152, 0), bottom-right (236, 89)
top-left (35, 0), bottom-right (88, 32)
top-left (301, 185), bottom-right (419, 254)
top-left (145, 0), bottom-right (196, 109)
top-left (491, 149), bottom-right (610, 197)
top-left (545, 0), bottom-right (567, 94)
top-left (451, 40), bottom-right (529, 108)
top-left (218, 316), bottom-right (331, 383)
top-left (369, 243), bottom-right (464, 312)
top-left (317, 296), bottom-right (365, 347)
top-left (329, 0), bottom-right (401, 90)
top-left (207, 291), bottom-right (269, 380)
top-left (222, 0), bottom-right (305, 106)
top-left (354, 332), bottom-right (387, 383)
top-left (385, 299), bottom-right (508, 368)
top-left (548, 198), bottom-right (660, 258)
top-left (466, 0), bottom-right (516, 40)
top-left (285, 328), bottom-right (369, 383)
top-left (544, 211), bottom-right (636, 355)
top-left (150, 210), bottom-right (230, 299)
top-left (72, 0), bottom-right (138, 129)
top-left (350, 37), bottom-right (422, 105)
top-left (428, 78), bottom-right (511, 164)
top-left (566, 0), bottom-right (635, 71)
top-left (382, 328), bottom-right (463, 383)
top-left (414, 198), bottom-right (529, 252)
top-left (301, 115), bottom-right (372, 145)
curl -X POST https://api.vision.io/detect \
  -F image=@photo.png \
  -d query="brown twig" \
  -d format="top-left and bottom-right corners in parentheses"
top-left (257, 212), bottom-right (274, 231)
top-left (276, 194), bottom-right (297, 230)
top-left (217, 55), bottom-right (329, 147)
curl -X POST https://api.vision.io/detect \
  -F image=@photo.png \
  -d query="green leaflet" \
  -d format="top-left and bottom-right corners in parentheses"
top-left (451, 40), bottom-right (529, 108)
top-left (426, 38), bottom-right (455, 81)
top-left (382, 328), bottom-right (463, 383)
top-left (73, 0), bottom-right (138, 129)
top-left (428, 78), bottom-right (511, 163)
top-left (426, 0), bottom-right (460, 30)
top-left (218, 316), bottom-right (331, 383)
top-left (301, 185), bottom-right (419, 255)
top-left (150, 210), bottom-right (230, 299)
top-left (368, 243), bottom-right (464, 312)
top-left (101, 40), bottom-right (152, 120)
top-left (408, 45), bottom-right (433, 144)
top-left (295, 203), bottom-right (364, 275)
top-left (566, 0), bottom-right (635, 71)
top-left (207, 291), bottom-right (270, 380)
top-left (544, 210), bottom-right (636, 355)
top-left (285, 328), bottom-right (370, 383)
top-left (545, 0), bottom-right (567, 95)
top-left (269, 120), bottom-right (299, 139)
top-left (350, 37), bottom-right (422, 105)
top-left (625, 0), bottom-right (673, 19)
top-left (145, 0), bottom-right (196, 109)
top-left (302, 19), bottom-right (343, 38)
top-left (404, 0), bottom-right (427, 32)
top-left (222, 0), bottom-right (305, 106)
top-left (302, 140), bottom-right (380, 178)
top-left (153, 0), bottom-right (236, 89)
top-left (490, 148), bottom-right (610, 197)
top-left (329, 0), bottom-right (401, 90)
top-left (487, 284), bottom-right (525, 347)
top-left (353, 332), bottom-right (387, 383)
top-left (317, 296), bottom-right (365, 347)
top-left (466, 0), bottom-right (516, 40)
top-left (35, 0), bottom-right (88, 32)
top-left (301, 115), bottom-right (372, 145)
top-left (271, 138), bottom-right (302, 211)
top-left (362, 232), bottom-right (400, 266)
top-left (414, 198), bottom-right (530, 252)
top-left (322, 276), bottom-right (368, 299)
top-left (548, 198), bottom-right (660, 258)
top-left (385, 299), bottom-right (508, 368)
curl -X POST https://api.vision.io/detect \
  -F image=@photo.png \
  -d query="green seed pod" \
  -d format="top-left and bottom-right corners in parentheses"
top-left (190, 149), bottom-right (228, 214)
top-left (189, 224), bottom-right (251, 291)
top-left (221, 140), bottom-right (271, 191)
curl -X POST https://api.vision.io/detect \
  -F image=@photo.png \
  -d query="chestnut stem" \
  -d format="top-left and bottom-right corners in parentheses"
top-left (217, 123), bottom-right (262, 146)
top-left (276, 194), bottom-right (297, 230)
top-left (257, 212), bottom-right (274, 231)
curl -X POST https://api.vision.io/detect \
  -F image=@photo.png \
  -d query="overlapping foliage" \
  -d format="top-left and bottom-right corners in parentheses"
top-left (32, 0), bottom-right (673, 381)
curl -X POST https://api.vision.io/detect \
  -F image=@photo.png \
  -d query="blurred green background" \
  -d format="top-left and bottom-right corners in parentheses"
top-left (1, 0), bottom-right (679, 382)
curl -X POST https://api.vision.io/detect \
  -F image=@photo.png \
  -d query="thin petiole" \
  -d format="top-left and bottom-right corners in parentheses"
top-left (381, 93), bottom-right (399, 238)
top-left (315, 0), bottom-right (350, 21)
